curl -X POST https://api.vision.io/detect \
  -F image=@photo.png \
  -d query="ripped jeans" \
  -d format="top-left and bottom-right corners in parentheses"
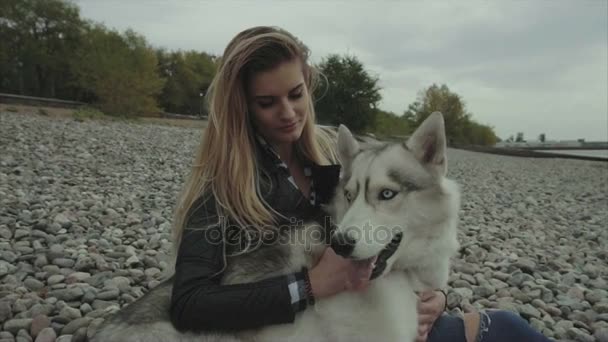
top-left (427, 310), bottom-right (554, 342)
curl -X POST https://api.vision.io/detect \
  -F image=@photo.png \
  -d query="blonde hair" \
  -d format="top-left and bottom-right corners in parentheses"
top-left (171, 26), bottom-right (338, 253)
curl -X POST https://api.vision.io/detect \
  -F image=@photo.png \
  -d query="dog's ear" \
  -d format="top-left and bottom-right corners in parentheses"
top-left (406, 112), bottom-right (447, 177)
top-left (337, 124), bottom-right (359, 169)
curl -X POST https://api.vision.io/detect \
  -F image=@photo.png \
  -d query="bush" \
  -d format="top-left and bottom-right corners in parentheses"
top-left (72, 106), bottom-right (107, 121)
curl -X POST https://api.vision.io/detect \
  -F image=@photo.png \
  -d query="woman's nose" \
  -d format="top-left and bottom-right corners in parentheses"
top-left (278, 98), bottom-right (296, 119)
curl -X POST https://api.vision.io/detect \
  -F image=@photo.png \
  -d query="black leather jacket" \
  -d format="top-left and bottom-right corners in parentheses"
top-left (169, 139), bottom-right (341, 333)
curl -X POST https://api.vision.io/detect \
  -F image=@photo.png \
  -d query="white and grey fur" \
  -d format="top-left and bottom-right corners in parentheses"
top-left (89, 112), bottom-right (461, 342)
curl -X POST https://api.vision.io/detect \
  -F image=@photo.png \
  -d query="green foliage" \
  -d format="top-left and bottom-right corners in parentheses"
top-left (404, 84), bottom-right (499, 146)
top-left (0, 0), bottom-right (84, 98)
top-left (371, 109), bottom-right (411, 139)
top-left (315, 54), bottom-right (382, 133)
top-left (72, 106), bottom-right (107, 121)
top-left (156, 49), bottom-right (217, 116)
top-left (0, 0), bottom-right (501, 142)
top-left (72, 25), bottom-right (165, 117)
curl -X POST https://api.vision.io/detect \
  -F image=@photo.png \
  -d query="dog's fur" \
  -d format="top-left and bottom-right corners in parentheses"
top-left (90, 112), bottom-right (460, 342)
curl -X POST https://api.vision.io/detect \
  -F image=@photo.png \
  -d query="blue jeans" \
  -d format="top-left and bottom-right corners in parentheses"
top-left (428, 310), bottom-right (554, 342)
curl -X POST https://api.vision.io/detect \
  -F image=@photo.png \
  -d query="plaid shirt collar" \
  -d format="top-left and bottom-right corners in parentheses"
top-left (254, 133), bottom-right (341, 207)
top-left (255, 134), bottom-right (317, 205)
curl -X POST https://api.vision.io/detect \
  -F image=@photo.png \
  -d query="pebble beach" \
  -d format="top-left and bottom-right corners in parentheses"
top-left (1, 111), bottom-right (606, 342)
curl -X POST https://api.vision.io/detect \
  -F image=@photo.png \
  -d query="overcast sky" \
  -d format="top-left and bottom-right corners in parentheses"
top-left (75, 0), bottom-right (608, 141)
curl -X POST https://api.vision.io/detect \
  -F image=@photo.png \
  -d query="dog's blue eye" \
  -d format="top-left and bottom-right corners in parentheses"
top-left (379, 189), bottom-right (397, 200)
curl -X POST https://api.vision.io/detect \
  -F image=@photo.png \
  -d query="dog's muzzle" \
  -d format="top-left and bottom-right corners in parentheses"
top-left (330, 232), bottom-right (356, 257)
top-left (330, 232), bottom-right (403, 280)
top-left (369, 232), bottom-right (403, 280)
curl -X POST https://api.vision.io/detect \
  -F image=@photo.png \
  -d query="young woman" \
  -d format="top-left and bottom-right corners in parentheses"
top-left (169, 25), bottom-right (552, 342)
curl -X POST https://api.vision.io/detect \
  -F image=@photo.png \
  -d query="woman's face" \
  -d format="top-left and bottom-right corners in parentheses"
top-left (247, 58), bottom-right (309, 148)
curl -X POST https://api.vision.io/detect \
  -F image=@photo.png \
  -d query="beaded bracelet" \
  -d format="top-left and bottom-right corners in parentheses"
top-left (302, 267), bottom-right (316, 306)
top-left (438, 289), bottom-right (448, 311)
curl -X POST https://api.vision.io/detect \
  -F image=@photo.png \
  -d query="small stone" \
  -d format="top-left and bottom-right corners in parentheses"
top-left (53, 213), bottom-right (70, 226)
top-left (91, 300), bottom-right (118, 311)
top-left (47, 275), bottom-right (65, 285)
top-left (585, 289), bottom-right (607, 304)
top-left (16, 329), bottom-right (31, 342)
top-left (3, 318), bottom-right (33, 335)
top-left (30, 314), bottom-right (50, 338)
top-left (65, 272), bottom-right (90, 284)
top-left (59, 306), bottom-right (81, 321)
top-left (0, 227), bottom-right (12, 239)
top-left (23, 279), bottom-right (44, 292)
top-left (52, 258), bottom-right (74, 268)
top-left (529, 317), bottom-right (545, 332)
top-left (96, 288), bottom-right (119, 301)
top-left (56, 335), bottom-right (73, 342)
top-left (447, 291), bottom-right (463, 309)
top-left (79, 303), bottom-right (92, 315)
top-left (567, 287), bottom-right (586, 301)
top-left (452, 288), bottom-right (473, 301)
top-left (125, 255), bottom-right (140, 268)
top-left (0, 301), bottom-right (13, 322)
top-left (519, 304), bottom-right (542, 319)
top-left (72, 327), bottom-right (87, 342)
top-left (473, 285), bottom-right (495, 298)
top-left (48, 288), bottom-right (84, 302)
top-left (15, 229), bottom-right (29, 239)
top-left (33, 255), bottom-right (48, 268)
top-left (510, 288), bottom-right (531, 303)
top-left (108, 277), bottom-right (130, 293)
top-left (596, 302), bottom-right (608, 314)
top-left (34, 327), bottom-right (56, 342)
top-left (0, 331), bottom-right (14, 340)
top-left (567, 327), bottom-right (594, 342)
top-left (582, 263), bottom-right (599, 278)
top-left (73, 258), bottom-right (95, 272)
top-left (507, 272), bottom-right (528, 287)
top-left (144, 268), bottom-right (161, 278)
top-left (61, 317), bottom-right (92, 335)
top-left (554, 320), bottom-right (575, 337)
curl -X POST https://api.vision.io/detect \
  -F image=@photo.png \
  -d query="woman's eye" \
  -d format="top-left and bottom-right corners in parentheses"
top-left (289, 92), bottom-right (303, 100)
top-left (379, 189), bottom-right (398, 200)
top-left (257, 101), bottom-right (274, 108)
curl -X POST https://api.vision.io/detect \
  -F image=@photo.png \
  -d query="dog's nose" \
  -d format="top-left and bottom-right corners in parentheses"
top-left (330, 233), bottom-right (356, 257)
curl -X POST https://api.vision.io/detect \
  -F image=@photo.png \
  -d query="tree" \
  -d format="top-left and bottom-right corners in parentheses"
top-left (156, 49), bottom-right (217, 115)
top-left (371, 109), bottom-right (411, 138)
top-left (516, 132), bottom-right (525, 142)
top-left (72, 25), bottom-right (165, 116)
top-left (404, 84), bottom-right (499, 146)
top-left (0, 0), bottom-right (84, 98)
top-left (539, 133), bottom-right (546, 143)
top-left (315, 54), bottom-right (381, 133)
top-left (404, 84), bottom-right (473, 145)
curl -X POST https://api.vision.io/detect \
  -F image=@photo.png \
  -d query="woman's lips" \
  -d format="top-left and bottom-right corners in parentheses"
top-left (280, 122), bottom-right (298, 132)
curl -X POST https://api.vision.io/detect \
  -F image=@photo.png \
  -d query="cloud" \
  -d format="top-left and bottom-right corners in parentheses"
top-left (75, 0), bottom-right (608, 140)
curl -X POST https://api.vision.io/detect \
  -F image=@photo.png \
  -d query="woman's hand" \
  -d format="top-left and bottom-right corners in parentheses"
top-left (308, 247), bottom-right (372, 299)
top-left (415, 290), bottom-right (446, 342)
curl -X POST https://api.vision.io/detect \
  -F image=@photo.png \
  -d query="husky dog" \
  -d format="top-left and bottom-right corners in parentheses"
top-left (90, 112), bottom-right (460, 342)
